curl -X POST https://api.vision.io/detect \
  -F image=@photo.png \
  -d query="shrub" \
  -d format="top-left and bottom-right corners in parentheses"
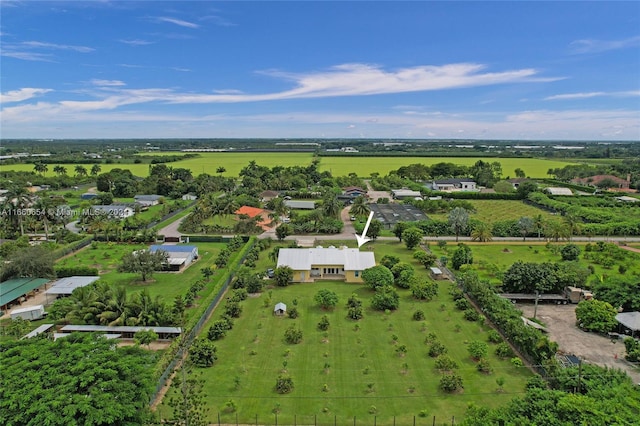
top-left (487, 330), bottom-right (503, 344)
top-left (511, 357), bottom-right (524, 367)
top-left (467, 341), bottom-right (489, 360)
top-left (455, 298), bottom-right (471, 310)
top-left (428, 341), bottom-right (448, 358)
top-left (439, 373), bottom-right (463, 392)
top-left (275, 375), bottom-right (294, 394)
top-left (347, 306), bottom-right (364, 320)
top-left (561, 244), bottom-right (581, 261)
top-left (435, 355), bottom-right (458, 371)
top-left (495, 342), bottom-right (514, 359)
top-left (464, 309), bottom-right (480, 322)
top-left (317, 315), bottom-right (330, 331)
top-left (476, 358), bottom-right (493, 374)
top-left (284, 326), bottom-right (303, 344)
top-left (190, 339), bottom-right (217, 367)
top-left (413, 310), bottom-right (425, 321)
top-left (55, 266), bottom-right (99, 277)
top-left (287, 307), bottom-right (299, 319)
top-left (411, 280), bottom-right (438, 301)
top-left (371, 285), bottom-right (400, 311)
top-left (207, 319), bottom-right (233, 341)
top-left (314, 289), bottom-right (339, 310)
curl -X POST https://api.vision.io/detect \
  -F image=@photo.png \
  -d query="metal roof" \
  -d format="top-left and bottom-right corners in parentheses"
top-left (134, 194), bottom-right (162, 200)
top-left (0, 278), bottom-right (50, 306)
top-left (277, 247), bottom-right (375, 271)
top-left (60, 325), bottom-right (182, 334)
top-left (616, 312), bottom-right (640, 331)
top-left (274, 302), bottom-right (287, 311)
top-left (22, 324), bottom-right (54, 339)
top-left (284, 200), bottom-right (316, 209)
top-left (150, 245), bottom-right (197, 253)
top-left (46, 276), bottom-right (100, 295)
top-left (11, 304), bottom-right (44, 314)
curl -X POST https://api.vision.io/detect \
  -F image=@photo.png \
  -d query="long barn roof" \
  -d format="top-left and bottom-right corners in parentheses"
top-left (277, 247), bottom-right (375, 271)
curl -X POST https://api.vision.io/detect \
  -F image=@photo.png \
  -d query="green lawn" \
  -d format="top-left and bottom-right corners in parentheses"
top-left (318, 156), bottom-right (578, 178)
top-left (55, 242), bottom-right (228, 303)
top-left (428, 242), bottom-right (640, 286)
top-left (5, 154), bottom-right (578, 178)
top-left (160, 241), bottom-right (532, 423)
top-left (427, 200), bottom-right (554, 223)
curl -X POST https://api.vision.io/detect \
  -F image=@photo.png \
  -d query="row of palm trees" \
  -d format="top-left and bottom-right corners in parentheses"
top-left (33, 162), bottom-right (101, 177)
top-left (50, 281), bottom-right (175, 327)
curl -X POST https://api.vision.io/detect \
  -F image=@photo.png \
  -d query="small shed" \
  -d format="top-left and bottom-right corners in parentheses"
top-left (430, 267), bottom-right (445, 280)
top-left (616, 312), bottom-right (640, 338)
top-left (274, 302), bottom-right (287, 316)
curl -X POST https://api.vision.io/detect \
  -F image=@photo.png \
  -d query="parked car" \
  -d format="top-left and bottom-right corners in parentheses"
top-left (266, 268), bottom-right (275, 278)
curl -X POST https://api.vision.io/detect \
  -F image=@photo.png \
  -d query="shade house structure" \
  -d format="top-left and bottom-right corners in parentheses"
top-left (616, 312), bottom-right (640, 338)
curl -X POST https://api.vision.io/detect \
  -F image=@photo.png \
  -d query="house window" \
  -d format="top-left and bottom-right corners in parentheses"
top-left (355, 271), bottom-right (359, 277)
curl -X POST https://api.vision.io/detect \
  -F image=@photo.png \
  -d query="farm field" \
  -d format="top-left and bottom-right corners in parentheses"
top-left (4, 153), bottom-right (578, 178)
top-left (318, 156), bottom-right (578, 178)
top-left (427, 242), bottom-right (640, 286)
top-left (55, 242), bottom-right (227, 303)
top-left (160, 241), bottom-right (533, 423)
top-left (426, 200), bottom-right (553, 223)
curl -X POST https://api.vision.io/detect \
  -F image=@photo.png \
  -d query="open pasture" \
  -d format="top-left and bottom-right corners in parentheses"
top-left (427, 200), bottom-right (553, 223)
top-left (318, 156), bottom-right (577, 178)
top-left (4, 153), bottom-right (577, 178)
top-left (164, 241), bottom-right (532, 423)
top-left (55, 242), bottom-right (227, 303)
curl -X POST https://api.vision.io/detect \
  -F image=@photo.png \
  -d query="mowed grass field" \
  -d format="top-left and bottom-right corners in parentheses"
top-left (4, 153), bottom-right (578, 178)
top-left (55, 242), bottom-right (227, 303)
top-left (427, 200), bottom-right (554, 223)
top-left (160, 241), bottom-right (532, 423)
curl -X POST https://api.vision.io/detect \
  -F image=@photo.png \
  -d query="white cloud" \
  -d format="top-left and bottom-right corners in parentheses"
top-left (0, 88), bottom-right (52, 103)
top-left (21, 41), bottom-right (94, 53)
top-left (569, 36), bottom-right (640, 54)
top-left (155, 17), bottom-right (200, 29)
top-left (119, 39), bottom-right (154, 46)
top-left (0, 51), bottom-right (54, 62)
top-left (91, 79), bottom-right (126, 87)
top-left (545, 90), bottom-right (640, 100)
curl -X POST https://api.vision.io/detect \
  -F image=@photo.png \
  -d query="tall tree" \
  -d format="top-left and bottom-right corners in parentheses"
top-left (470, 222), bottom-right (493, 242)
top-left (118, 249), bottom-right (168, 282)
top-left (517, 217), bottom-right (534, 241)
top-left (349, 195), bottom-right (370, 217)
top-left (90, 164), bottom-right (102, 176)
top-left (0, 334), bottom-right (155, 426)
top-left (448, 207), bottom-right (469, 242)
top-left (33, 162), bottom-right (48, 175)
top-left (321, 192), bottom-right (343, 219)
top-left (74, 165), bottom-right (88, 178)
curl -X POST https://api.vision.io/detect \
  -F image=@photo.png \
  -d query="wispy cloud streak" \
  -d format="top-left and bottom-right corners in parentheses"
top-left (545, 90), bottom-right (640, 100)
top-left (155, 16), bottom-right (199, 28)
top-left (570, 36), bottom-right (640, 54)
top-left (1, 88), bottom-right (53, 103)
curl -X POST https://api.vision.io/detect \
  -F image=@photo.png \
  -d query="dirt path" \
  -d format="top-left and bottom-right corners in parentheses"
top-left (518, 304), bottom-right (640, 384)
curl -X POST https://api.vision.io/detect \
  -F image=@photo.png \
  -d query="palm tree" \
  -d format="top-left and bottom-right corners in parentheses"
top-left (90, 164), bottom-right (102, 176)
top-left (53, 165), bottom-right (67, 176)
top-left (33, 162), bottom-right (48, 176)
top-left (74, 165), bottom-right (88, 178)
top-left (533, 214), bottom-right (545, 239)
top-left (563, 213), bottom-right (582, 241)
top-left (448, 207), bottom-right (469, 242)
top-left (517, 217), bottom-right (534, 242)
top-left (544, 219), bottom-right (570, 242)
top-left (269, 247), bottom-right (281, 263)
top-left (349, 195), bottom-right (370, 217)
top-left (6, 185), bottom-right (32, 236)
top-left (470, 222), bottom-right (493, 242)
top-left (321, 193), bottom-right (342, 219)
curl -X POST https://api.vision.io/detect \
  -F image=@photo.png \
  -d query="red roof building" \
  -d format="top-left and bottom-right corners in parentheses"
top-left (235, 206), bottom-right (272, 230)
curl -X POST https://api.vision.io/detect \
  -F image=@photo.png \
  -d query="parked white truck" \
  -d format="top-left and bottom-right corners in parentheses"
top-left (10, 305), bottom-right (46, 321)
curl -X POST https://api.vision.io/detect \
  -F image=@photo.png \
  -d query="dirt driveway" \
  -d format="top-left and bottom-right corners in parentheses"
top-left (518, 304), bottom-right (640, 384)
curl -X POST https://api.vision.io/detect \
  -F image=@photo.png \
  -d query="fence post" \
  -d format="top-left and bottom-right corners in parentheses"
top-left (218, 412), bottom-right (221, 426)
top-left (236, 412), bottom-right (239, 426)
top-left (393, 416), bottom-right (396, 426)
top-left (413, 416), bottom-right (416, 426)
top-left (374, 416), bottom-right (376, 426)
top-left (353, 415), bottom-right (356, 426)
top-left (256, 414), bottom-right (258, 426)
top-left (433, 415), bottom-right (436, 426)
top-left (294, 414), bottom-right (296, 426)
top-left (452, 415), bottom-right (455, 425)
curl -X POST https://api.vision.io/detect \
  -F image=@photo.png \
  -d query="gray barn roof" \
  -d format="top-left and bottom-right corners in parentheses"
top-left (60, 325), bottom-right (182, 334)
top-left (616, 312), bottom-right (640, 331)
top-left (277, 247), bottom-right (375, 271)
top-left (46, 276), bottom-right (100, 295)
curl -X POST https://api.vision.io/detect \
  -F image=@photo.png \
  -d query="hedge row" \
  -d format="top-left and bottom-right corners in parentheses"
top-left (456, 271), bottom-right (557, 367)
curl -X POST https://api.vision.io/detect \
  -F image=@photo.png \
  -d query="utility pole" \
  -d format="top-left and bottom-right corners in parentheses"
top-left (533, 291), bottom-right (540, 320)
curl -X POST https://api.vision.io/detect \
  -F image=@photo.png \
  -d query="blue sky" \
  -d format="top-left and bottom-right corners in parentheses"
top-left (1, 1), bottom-right (639, 140)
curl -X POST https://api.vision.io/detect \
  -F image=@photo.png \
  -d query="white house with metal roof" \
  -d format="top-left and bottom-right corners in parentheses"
top-left (276, 246), bottom-right (376, 283)
top-left (149, 245), bottom-right (199, 271)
